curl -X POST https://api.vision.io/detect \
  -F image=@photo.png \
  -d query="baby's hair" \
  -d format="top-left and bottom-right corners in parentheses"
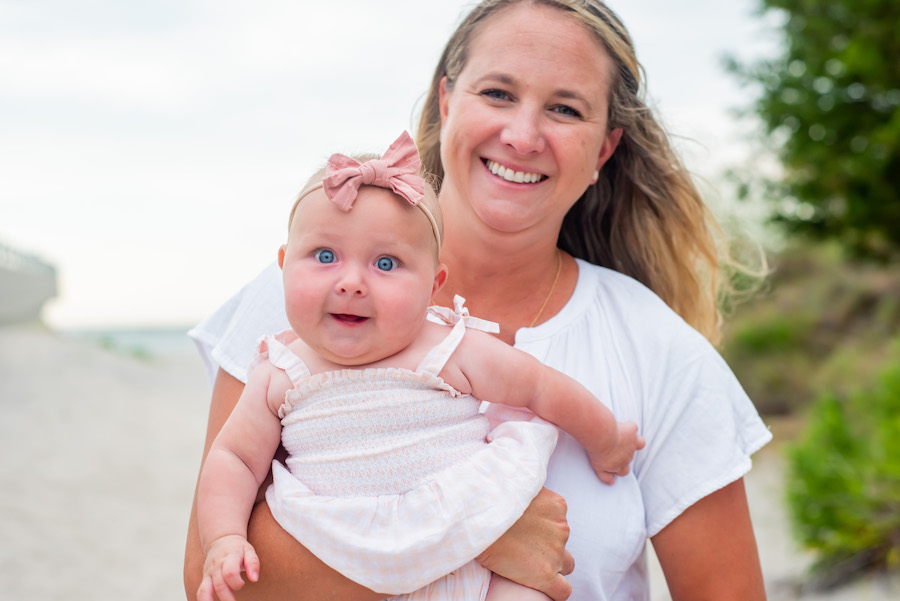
top-left (287, 152), bottom-right (444, 258)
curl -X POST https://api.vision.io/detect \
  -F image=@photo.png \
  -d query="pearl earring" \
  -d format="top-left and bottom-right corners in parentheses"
top-left (591, 170), bottom-right (600, 182)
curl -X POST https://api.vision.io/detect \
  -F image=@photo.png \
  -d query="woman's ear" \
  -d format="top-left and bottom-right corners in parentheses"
top-left (278, 245), bottom-right (287, 269)
top-left (595, 127), bottom-right (624, 173)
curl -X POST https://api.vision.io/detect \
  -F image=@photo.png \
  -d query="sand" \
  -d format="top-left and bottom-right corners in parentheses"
top-left (0, 325), bottom-right (208, 600)
top-left (1, 324), bottom-right (897, 600)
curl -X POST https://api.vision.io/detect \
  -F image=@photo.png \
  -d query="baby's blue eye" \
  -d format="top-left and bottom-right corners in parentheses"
top-left (315, 249), bottom-right (335, 264)
top-left (376, 257), bottom-right (397, 271)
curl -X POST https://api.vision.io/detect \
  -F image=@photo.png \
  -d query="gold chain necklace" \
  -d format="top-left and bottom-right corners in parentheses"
top-left (528, 248), bottom-right (562, 328)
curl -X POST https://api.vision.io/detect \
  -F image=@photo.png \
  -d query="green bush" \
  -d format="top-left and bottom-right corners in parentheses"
top-left (720, 241), bottom-right (900, 415)
top-left (786, 347), bottom-right (900, 587)
top-left (731, 313), bottom-right (817, 353)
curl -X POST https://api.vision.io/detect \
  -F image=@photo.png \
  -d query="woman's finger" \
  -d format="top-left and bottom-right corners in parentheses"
top-left (539, 571), bottom-right (573, 601)
top-left (561, 550), bottom-right (575, 576)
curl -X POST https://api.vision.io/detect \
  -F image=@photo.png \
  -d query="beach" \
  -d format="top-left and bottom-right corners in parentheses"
top-left (1, 324), bottom-right (897, 600)
top-left (0, 324), bottom-right (208, 600)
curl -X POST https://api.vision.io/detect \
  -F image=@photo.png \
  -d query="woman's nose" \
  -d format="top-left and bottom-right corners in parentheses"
top-left (500, 106), bottom-right (545, 154)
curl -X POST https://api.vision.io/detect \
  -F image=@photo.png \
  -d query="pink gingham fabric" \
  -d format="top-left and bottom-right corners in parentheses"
top-left (262, 303), bottom-right (558, 599)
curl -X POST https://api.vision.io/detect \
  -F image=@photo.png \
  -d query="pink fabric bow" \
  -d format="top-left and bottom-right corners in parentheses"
top-left (323, 130), bottom-right (425, 211)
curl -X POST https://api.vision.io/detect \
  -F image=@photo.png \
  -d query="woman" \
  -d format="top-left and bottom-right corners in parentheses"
top-left (183, 1), bottom-right (771, 600)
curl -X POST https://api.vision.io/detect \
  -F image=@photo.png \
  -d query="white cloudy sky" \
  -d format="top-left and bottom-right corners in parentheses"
top-left (0, 0), bottom-right (780, 329)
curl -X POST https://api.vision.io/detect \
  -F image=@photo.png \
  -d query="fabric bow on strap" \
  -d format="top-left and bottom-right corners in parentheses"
top-left (428, 295), bottom-right (500, 335)
top-left (323, 130), bottom-right (425, 211)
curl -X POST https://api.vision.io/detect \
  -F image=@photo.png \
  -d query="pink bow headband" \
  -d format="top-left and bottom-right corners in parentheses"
top-left (288, 131), bottom-right (441, 248)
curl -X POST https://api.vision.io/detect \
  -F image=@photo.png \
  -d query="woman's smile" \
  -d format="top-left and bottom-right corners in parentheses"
top-left (483, 159), bottom-right (546, 184)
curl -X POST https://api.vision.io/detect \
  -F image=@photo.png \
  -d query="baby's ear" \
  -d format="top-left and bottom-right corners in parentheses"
top-left (432, 263), bottom-right (449, 297)
top-left (278, 245), bottom-right (287, 269)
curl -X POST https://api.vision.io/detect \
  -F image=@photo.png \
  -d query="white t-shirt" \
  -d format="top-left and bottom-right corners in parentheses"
top-left (189, 258), bottom-right (772, 601)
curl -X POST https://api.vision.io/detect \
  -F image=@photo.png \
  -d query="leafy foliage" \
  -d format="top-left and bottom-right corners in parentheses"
top-left (786, 349), bottom-right (900, 585)
top-left (729, 0), bottom-right (900, 259)
top-left (720, 241), bottom-right (900, 415)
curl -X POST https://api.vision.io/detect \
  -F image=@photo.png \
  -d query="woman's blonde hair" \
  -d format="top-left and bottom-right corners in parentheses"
top-left (416, 0), bottom-right (758, 345)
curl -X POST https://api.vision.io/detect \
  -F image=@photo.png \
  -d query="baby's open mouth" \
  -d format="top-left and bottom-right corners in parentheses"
top-left (484, 159), bottom-right (546, 184)
top-left (332, 314), bottom-right (367, 324)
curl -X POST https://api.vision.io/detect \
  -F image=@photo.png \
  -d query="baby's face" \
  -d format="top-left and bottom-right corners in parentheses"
top-left (280, 186), bottom-right (444, 366)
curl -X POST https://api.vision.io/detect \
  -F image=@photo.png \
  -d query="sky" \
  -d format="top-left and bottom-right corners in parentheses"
top-left (0, 0), bottom-right (781, 330)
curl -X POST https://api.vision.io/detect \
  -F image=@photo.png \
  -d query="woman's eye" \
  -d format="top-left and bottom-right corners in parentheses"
top-left (552, 105), bottom-right (583, 119)
top-left (375, 256), bottom-right (397, 271)
top-left (315, 249), bottom-right (336, 264)
top-left (482, 89), bottom-right (511, 102)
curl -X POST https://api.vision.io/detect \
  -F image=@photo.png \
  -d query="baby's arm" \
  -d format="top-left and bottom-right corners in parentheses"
top-left (196, 364), bottom-right (284, 601)
top-left (456, 332), bottom-right (644, 484)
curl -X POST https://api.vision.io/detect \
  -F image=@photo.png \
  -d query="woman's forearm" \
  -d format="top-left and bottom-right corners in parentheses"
top-left (183, 368), bottom-right (386, 601)
top-left (184, 496), bottom-right (385, 601)
top-left (184, 370), bottom-right (574, 600)
top-left (246, 501), bottom-right (385, 600)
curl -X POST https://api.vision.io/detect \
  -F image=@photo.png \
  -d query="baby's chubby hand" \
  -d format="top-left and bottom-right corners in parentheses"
top-left (589, 421), bottom-right (645, 485)
top-left (197, 534), bottom-right (260, 601)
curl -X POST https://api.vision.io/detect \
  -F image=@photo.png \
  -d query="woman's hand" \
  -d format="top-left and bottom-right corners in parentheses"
top-left (475, 487), bottom-right (575, 601)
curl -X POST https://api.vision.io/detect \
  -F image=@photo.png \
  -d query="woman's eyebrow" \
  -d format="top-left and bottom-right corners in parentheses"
top-left (554, 89), bottom-right (592, 108)
top-left (476, 72), bottom-right (517, 86)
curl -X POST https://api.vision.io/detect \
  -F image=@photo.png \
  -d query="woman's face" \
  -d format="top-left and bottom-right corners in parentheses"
top-left (438, 3), bottom-right (622, 237)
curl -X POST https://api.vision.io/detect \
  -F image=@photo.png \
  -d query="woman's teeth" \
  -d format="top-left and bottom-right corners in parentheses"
top-left (486, 160), bottom-right (544, 184)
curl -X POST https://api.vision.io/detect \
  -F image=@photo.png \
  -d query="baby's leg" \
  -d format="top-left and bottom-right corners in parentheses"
top-left (486, 574), bottom-right (553, 601)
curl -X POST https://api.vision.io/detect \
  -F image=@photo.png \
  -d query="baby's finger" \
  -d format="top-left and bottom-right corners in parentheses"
top-left (222, 554), bottom-right (246, 591)
top-left (196, 575), bottom-right (214, 601)
top-left (598, 472), bottom-right (616, 486)
top-left (244, 547), bottom-right (260, 583)
top-left (212, 572), bottom-right (238, 601)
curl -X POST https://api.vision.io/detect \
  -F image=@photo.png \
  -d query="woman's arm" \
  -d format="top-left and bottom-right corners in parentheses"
top-left (651, 478), bottom-right (766, 601)
top-left (183, 369), bottom-right (576, 601)
top-left (183, 368), bottom-right (385, 601)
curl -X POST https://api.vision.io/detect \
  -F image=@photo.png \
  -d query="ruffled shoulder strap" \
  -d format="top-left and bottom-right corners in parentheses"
top-left (417, 295), bottom-right (500, 377)
top-left (256, 330), bottom-right (311, 388)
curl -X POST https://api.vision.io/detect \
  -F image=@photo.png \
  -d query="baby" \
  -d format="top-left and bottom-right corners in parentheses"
top-left (196, 131), bottom-right (644, 601)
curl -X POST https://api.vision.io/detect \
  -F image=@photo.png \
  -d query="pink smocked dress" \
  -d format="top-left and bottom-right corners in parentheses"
top-left (262, 298), bottom-right (559, 601)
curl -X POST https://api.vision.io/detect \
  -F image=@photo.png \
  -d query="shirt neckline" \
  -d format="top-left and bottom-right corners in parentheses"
top-left (514, 258), bottom-right (595, 346)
